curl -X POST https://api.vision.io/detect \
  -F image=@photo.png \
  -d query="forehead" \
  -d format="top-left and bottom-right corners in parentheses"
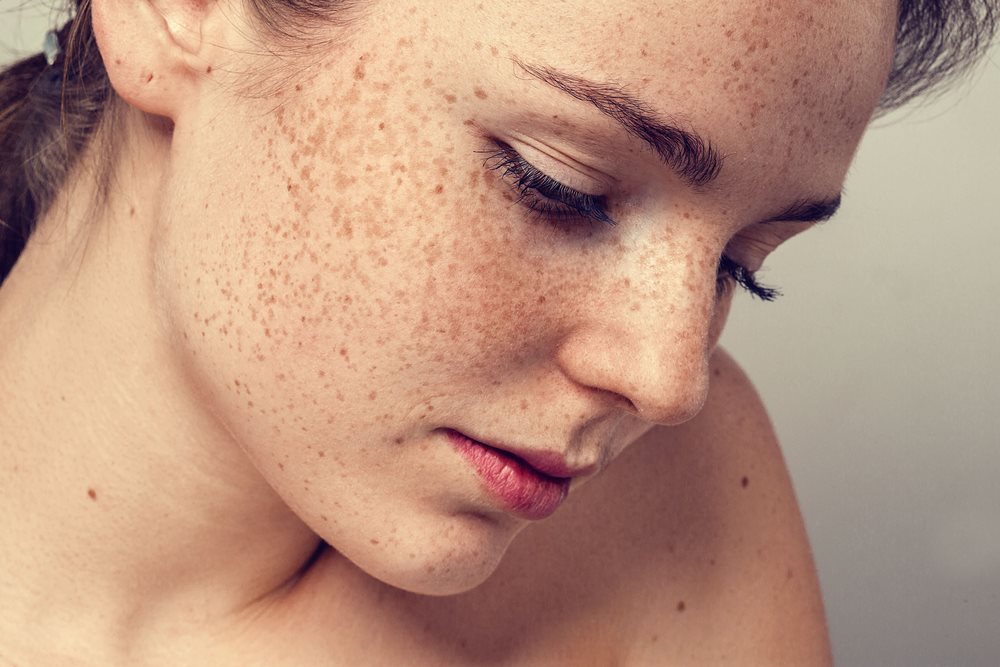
top-left (377, 0), bottom-right (898, 204)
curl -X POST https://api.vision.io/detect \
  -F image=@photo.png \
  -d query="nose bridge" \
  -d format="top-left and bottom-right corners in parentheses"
top-left (556, 238), bottom-right (718, 426)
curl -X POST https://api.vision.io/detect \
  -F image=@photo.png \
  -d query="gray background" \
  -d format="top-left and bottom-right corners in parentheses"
top-left (3, 4), bottom-right (998, 665)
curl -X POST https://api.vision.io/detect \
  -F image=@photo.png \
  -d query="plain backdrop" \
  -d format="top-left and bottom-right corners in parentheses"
top-left (3, 4), bottom-right (998, 666)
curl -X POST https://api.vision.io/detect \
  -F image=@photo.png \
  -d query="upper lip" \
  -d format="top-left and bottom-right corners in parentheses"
top-left (447, 428), bottom-right (599, 479)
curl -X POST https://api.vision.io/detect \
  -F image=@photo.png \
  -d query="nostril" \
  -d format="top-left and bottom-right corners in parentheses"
top-left (627, 360), bottom-right (711, 426)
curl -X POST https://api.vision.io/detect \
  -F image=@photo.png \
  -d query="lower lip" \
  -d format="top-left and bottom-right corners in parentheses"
top-left (445, 430), bottom-right (570, 521)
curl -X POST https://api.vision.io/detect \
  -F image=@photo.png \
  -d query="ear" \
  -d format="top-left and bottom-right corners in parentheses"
top-left (91, 0), bottom-right (232, 120)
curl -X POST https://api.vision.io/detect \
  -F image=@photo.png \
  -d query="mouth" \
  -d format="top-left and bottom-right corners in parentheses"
top-left (442, 429), bottom-right (575, 521)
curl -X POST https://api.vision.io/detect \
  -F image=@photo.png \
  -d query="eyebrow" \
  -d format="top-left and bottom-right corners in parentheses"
top-left (512, 57), bottom-right (723, 187)
top-left (512, 57), bottom-right (842, 225)
top-left (761, 195), bottom-right (843, 224)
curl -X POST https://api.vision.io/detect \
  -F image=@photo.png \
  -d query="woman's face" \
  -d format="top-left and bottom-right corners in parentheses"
top-left (151, 0), bottom-right (896, 593)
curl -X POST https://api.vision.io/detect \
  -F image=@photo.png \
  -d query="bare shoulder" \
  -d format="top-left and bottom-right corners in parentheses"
top-left (504, 348), bottom-right (833, 665)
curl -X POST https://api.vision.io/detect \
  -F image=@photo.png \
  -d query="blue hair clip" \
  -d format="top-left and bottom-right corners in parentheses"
top-left (43, 29), bottom-right (61, 66)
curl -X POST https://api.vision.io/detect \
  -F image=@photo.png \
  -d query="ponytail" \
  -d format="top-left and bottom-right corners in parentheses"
top-left (0, 2), bottom-right (111, 286)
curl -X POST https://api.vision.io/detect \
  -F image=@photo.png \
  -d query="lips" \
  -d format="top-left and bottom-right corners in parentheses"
top-left (445, 429), bottom-right (598, 479)
top-left (443, 429), bottom-right (574, 520)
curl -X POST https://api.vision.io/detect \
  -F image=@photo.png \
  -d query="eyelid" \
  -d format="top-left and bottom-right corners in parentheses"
top-left (726, 222), bottom-right (809, 270)
top-left (482, 141), bottom-right (617, 226)
top-left (502, 133), bottom-right (617, 193)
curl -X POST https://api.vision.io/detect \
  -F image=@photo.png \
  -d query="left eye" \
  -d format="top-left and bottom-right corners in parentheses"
top-left (480, 141), bottom-right (617, 227)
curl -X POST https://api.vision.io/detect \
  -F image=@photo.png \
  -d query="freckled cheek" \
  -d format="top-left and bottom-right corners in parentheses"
top-left (181, 74), bottom-right (557, 381)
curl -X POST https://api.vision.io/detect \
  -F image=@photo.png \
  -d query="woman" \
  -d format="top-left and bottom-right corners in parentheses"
top-left (1, 0), bottom-right (996, 664)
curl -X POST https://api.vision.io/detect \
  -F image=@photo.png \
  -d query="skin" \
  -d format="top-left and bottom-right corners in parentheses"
top-left (0, 0), bottom-right (896, 663)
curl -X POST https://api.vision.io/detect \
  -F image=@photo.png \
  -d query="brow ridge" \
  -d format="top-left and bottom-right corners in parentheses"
top-left (762, 195), bottom-right (843, 224)
top-left (512, 57), bottom-right (724, 187)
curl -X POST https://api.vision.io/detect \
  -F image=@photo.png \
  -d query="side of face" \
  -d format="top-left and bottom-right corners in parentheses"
top-left (130, 0), bottom-right (896, 593)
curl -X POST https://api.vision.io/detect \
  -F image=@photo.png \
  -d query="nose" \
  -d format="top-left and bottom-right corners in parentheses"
top-left (554, 253), bottom-right (718, 426)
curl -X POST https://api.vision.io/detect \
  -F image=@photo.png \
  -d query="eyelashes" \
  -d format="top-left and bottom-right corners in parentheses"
top-left (717, 255), bottom-right (782, 302)
top-left (480, 142), bottom-right (617, 227)
top-left (480, 140), bottom-right (781, 302)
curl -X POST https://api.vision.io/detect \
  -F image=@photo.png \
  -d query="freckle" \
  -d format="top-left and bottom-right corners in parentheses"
top-left (473, 86), bottom-right (488, 99)
top-left (741, 476), bottom-right (749, 488)
top-left (87, 488), bottom-right (97, 501)
top-left (129, 207), bottom-right (136, 217)
top-left (677, 601), bottom-right (686, 612)
top-left (490, 45), bottom-right (499, 56)
top-left (732, 59), bottom-right (742, 70)
top-left (115, 58), bottom-right (122, 65)
top-left (339, 347), bottom-right (348, 356)
top-left (205, 65), bottom-right (212, 74)
top-left (443, 93), bottom-right (457, 103)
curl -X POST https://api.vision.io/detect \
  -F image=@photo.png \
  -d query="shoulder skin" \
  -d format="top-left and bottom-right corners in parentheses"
top-left (499, 347), bottom-right (834, 666)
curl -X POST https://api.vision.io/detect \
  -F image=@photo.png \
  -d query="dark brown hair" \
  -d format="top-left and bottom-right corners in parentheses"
top-left (0, 0), bottom-right (997, 285)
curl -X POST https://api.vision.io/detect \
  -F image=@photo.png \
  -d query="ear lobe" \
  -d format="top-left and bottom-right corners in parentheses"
top-left (91, 0), bottom-right (215, 120)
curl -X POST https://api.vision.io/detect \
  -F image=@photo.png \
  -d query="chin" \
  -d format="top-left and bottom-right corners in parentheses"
top-left (345, 512), bottom-right (522, 596)
top-left (383, 557), bottom-right (502, 596)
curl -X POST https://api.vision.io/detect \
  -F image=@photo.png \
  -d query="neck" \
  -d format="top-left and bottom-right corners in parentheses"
top-left (0, 107), bottom-right (324, 657)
